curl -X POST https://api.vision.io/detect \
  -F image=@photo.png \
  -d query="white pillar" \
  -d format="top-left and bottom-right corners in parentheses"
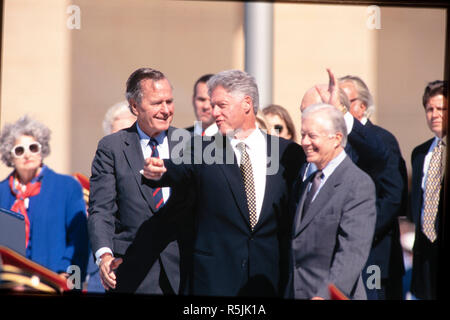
top-left (244, 2), bottom-right (273, 110)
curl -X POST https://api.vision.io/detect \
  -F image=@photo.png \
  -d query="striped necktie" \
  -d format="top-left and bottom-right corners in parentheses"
top-left (422, 140), bottom-right (445, 242)
top-left (149, 138), bottom-right (164, 210)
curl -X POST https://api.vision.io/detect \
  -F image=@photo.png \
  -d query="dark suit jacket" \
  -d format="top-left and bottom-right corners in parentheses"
top-left (345, 116), bottom-right (389, 175)
top-left (185, 125), bottom-right (194, 134)
top-left (287, 155), bottom-right (376, 300)
top-left (146, 132), bottom-right (305, 297)
top-left (363, 120), bottom-right (406, 283)
top-left (409, 137), bottom-right (444, 300)
top-left (87, 124), bottom-right (193, 294)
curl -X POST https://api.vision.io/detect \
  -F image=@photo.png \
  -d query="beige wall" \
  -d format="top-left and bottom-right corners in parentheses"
top-left (1, 0), bottom-right (71, 177)
top-left (273, 4), bottom-right (446, 176)
top-left (1, 1), bottom-right (447, 181)
top-left (1, 0), bottom-right (244, 178)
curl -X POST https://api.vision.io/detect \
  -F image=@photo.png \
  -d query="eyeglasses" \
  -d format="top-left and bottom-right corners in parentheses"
top-left (274, 124), bottom-right (284, 132)
top-left (349, 98), bottom-right (359, 104)
top-left (11, 142), bottom-right (42, 158)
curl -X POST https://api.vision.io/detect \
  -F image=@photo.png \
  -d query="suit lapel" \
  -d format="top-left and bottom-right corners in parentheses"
top-left (292, 171), bottom-right (312, 236)
top-left (122, 124), bottom-right (156, 212)
top-left (216, 135), bottom-right (252, 230)
top-left (294, 157), bottom-right (348, 237)
top-left (256, 133), bottom-right (284, 231)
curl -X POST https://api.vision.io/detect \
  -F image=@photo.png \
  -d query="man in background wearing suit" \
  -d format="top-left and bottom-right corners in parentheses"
top-left (409, 80), bottom-right (447, 300)
top-left (88, 67), bottom-right (190, 294)
top-left (287, 103), bottom-right (376, 300)
top-left (340, 75), bottom-right (407, 300)
top-left (300, 69), bottom-right (389, 178)
top-left (186, 74), bottom-right (218, 137)
top-left (142, 70), bottom-right (305, 297)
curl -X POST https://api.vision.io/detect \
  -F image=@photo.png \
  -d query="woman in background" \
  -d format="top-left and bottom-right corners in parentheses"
top-left (0, 115), bottom-right (89, 281)
top-left (263, 104), bottom-right (297, 142)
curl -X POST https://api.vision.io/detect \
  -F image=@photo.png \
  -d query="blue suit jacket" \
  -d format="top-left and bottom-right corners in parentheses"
top-left (0, 166), bottom-right (90, 280)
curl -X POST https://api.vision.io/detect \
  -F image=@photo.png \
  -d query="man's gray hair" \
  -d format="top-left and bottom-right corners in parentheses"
top-left (0, 115), bottom-right (51, 167)
top-left (302, 103), bottom-right (348, 147)
top-left (207, 70), bottom-right (259, 114)
top-left (339, 75), bottom-right (375, 119)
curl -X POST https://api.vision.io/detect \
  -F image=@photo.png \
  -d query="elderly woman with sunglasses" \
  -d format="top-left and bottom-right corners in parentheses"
top-left (0, 115), bottom-right (89, 281)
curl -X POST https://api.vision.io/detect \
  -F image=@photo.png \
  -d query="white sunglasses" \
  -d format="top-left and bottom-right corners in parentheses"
top-left (11, 142), bottom-right (42, 158)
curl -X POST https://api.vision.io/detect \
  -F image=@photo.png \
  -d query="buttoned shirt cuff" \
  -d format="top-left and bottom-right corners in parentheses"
top-left (95, 247), bottom-right (113, 266)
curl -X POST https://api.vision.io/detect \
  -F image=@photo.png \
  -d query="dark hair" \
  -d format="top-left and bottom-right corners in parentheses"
top-left (193, 74), bottom-right (214, 98)
top-left (125, 68), bottom-right (167, 113)
top-left (263, 104), bottom-right (297, 141)
top-left (422, 80), bottom-right (448, 108)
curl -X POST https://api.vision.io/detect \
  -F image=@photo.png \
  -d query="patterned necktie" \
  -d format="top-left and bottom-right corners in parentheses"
top-left (302, 169), bottom-right (323, 216)
top-left (237, 142), bottom-right (257, 231)
top-left (422, 140), bottom-right (445, 242)
top-left (149, 138), bottom-right (164, 210)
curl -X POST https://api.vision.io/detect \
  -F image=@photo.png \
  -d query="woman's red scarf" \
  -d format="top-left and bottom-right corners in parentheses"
top-left (8, 170), bottom-right (43, 248)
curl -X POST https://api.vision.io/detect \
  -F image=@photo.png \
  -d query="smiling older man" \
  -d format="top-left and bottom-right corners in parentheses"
top-left (286, 103), bottom-right (376, 300)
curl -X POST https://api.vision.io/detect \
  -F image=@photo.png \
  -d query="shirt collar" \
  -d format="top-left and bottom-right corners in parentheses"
top-left (321, 149), bottom-right (347, 179)
top-left (136, 122), bottom-right (166, 144)
top-left (229, 128), bottom-right (264, 151)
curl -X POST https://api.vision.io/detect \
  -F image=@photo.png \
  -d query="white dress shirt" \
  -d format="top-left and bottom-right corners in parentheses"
top-left (229, 128), bottom-right (267, 222)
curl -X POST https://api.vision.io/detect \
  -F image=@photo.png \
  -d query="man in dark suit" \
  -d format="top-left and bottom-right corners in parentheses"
top-left (339, 75), bottom-right (407, 300)
top-left (409, 80), bottom-right (447, 300)
top-left (300, 69), bottom-right (389, 177)
top-left (87, 68), bottom-right (192, 294)
top-left (185, 74), bottom-right (218, 137)
top-left (287, 103), bottom-right (377, 300)
top-left (142, 69), bottom-right (305, 297)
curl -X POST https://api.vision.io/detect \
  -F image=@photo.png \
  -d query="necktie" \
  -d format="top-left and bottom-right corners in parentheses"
top-left (237, 142), bottom-right (257, 231)
top-left (149, 138), bottom-right (164, 210)
top-left (9, 174), bottom-right (42, 248)
top-left (422, 140), bottom-right (445, 242)
top-left (302, 169), bottom-right (323, 215)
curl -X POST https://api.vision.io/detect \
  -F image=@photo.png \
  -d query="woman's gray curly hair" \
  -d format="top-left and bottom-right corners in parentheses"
top-left (0, 115), bottom-right (51, 167)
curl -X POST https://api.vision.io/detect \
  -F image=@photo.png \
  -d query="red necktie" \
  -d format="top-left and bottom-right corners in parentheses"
top-left (9, 175), bottom-right (42, 248)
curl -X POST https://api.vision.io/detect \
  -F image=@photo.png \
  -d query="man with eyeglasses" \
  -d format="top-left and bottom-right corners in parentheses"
top-left (300, 69), bottom-right (389, 179)
top-left (339, 75), bottom-right (408, 300)
top-left (408, 80), bottom-right (447, 300)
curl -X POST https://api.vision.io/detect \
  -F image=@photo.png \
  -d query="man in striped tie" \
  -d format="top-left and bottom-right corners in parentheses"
top-left (88, 68), bottom-right (192, 295)
top-left (409, 80), bottom-right (447, 300)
